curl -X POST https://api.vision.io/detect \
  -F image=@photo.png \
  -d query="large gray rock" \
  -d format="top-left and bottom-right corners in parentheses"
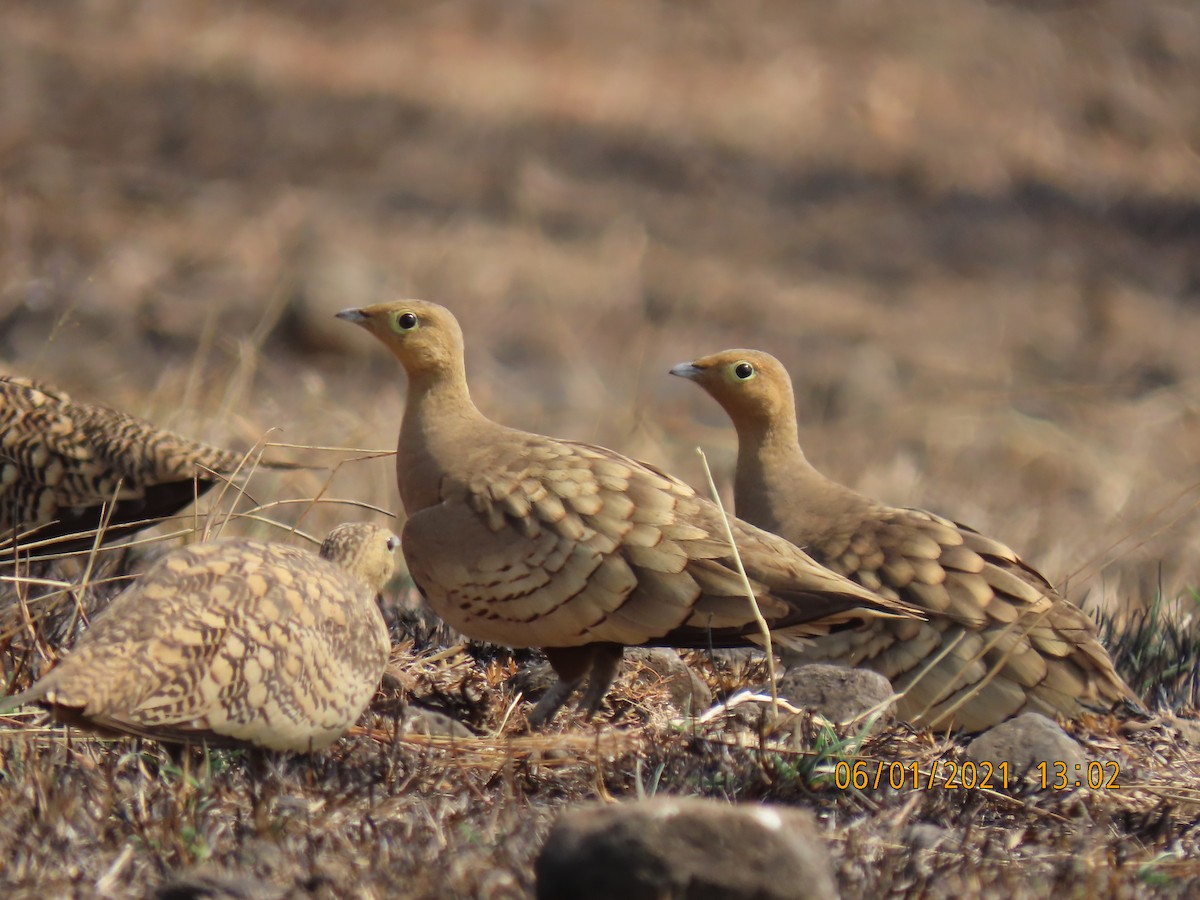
top-left (966, 712), bottom-right (1087, 787)
top-left (536, 796), bottom-right (838, 900)
top-left (776, 664), bottom-right (895, 727)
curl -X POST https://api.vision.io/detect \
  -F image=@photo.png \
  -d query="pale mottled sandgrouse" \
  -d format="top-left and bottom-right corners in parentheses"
top-left (672, 349), bottom-right (1141, 731)
top-left (1, 522), bottom-right (398, 751)
top-left (0, 375), bottom-right (289, 557)
top-left (336, 300), bottom-right (922, 726)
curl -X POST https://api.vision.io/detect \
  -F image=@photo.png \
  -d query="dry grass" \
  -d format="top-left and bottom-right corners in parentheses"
top-left (5, 586), bottom-right (1200, 897)
top-left (3, 0), bottom-right (1200, 895)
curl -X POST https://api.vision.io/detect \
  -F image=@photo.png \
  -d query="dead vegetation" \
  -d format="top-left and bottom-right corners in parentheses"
top-left (3, 496), bottom-right (1200, 897)
top-left (5, 571), bottom-right (1200, 897)
top-left (3, 0), bottom-right (1200, 896)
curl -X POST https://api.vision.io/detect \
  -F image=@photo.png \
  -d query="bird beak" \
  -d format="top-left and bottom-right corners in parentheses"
top-left (335, 308), bottom-right (368, 324)
top-left (669, 362), bottom-right (703, 380)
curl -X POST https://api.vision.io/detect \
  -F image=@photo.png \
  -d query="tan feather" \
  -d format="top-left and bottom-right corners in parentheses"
top-left (2, 523), bottom-right (397, 751)
top-left (0, 375), bottom-right (301, 557)
top-left (336, 301), bottom-right (923, 726)
top-left (673, 348), bottom-right (1142, 731)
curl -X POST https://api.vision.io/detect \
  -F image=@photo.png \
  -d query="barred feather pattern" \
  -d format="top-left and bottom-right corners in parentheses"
top-left (0, 376), bottom-right (251, 549)
top-left (337, 299), bottom-right (924, 726)
top-left (6, 523), bottom-right (397, 751)
top-left (673, 348), bottom-right (1143, 731)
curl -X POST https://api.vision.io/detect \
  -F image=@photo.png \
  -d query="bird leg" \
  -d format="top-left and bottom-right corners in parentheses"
top-left (530, 644), bottom-right (624, 727)
top-left (528, 679), bottom-right (579, 728)
top-left (576, 643), bottom-right (624, 719)
top-left (529, 647), bottom-right (591, 727)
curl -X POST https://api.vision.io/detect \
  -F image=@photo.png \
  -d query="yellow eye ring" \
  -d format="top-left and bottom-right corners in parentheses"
top-left (733, 361), bottom-right (755, 381)
top-left (391, 311), bottom-right (419, 333)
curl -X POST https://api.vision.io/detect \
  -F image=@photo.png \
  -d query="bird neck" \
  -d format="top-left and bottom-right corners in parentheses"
top-left (732, 418), bottom-right (804, 526)
top-left (733, 418), bottom-right (871, 541)
top-left (398, 368), bottom-right (485, 513)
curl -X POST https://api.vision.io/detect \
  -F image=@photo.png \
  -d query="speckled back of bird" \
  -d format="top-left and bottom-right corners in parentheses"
top-left (8, 522), bottom-right (398, 751)
top-left (0, 375), bottom-right (249, 550)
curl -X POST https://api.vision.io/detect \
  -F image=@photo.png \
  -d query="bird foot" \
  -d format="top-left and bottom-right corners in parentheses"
top-left (574, 644), bottom-right (625, 719)
top-left (528, 677), bottom-right (583, 729)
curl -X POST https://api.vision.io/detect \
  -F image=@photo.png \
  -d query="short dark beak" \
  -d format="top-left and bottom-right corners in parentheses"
top-left (669, 362), bottom-right (703, 380)
top-left (335, 308), bottom-right (368, 324)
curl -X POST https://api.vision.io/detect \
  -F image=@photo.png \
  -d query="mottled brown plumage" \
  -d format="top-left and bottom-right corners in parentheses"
top-left (336, 300), bottom-right (922, 726)
top-left (672, 349), bottom-right (1141, 731)
top-left (2, 523), bottom-right (398, 751)
top-left (0, 375), bottom-right (284, 556)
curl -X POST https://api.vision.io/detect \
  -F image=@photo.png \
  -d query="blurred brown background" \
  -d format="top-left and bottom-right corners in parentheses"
top-left (2, 0), bottom-right (1199, 614)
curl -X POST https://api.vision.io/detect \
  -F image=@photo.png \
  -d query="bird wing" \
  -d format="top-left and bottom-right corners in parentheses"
top-left (30, 540), bottom-right (387, 749)
top-left (402, 434), bottom-right (920, 652)
top-left (0, 376), bottom-right (296, 553)
top-left (795, 506), bottom-right (1139, 728)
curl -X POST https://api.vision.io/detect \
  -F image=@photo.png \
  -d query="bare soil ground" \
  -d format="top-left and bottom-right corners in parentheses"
top-left (3, 0), bottom-right (1200, 896)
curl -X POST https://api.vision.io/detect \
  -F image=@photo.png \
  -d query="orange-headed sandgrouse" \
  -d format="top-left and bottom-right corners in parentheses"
top-left (671, 349), bottom-right (1140, 731)
top-left (336, 300), bottom-right (922, 726)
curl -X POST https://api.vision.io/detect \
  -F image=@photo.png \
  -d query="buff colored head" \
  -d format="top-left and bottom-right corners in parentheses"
top-left (336, 300), bottom-right (466, 379)
top-left (670, 349), bottom-right (797, 430)
top-left (320, 522), bottom-right (399, 592)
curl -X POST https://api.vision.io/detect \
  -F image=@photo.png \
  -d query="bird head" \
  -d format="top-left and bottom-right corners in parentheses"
top-left (319, 522), bottom-right (399, 592)
top-left (336, 300), bottom-right (466, 379)
top-left (670, 349), bottom-right (796, 430)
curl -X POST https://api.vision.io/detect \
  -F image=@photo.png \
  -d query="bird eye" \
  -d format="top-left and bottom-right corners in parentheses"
top-left (391, 311), bottom-right (419, 333)
top-left (386, 535), bottom-right (400, 552)
top-left (733, 361), bottom-right (755, 380)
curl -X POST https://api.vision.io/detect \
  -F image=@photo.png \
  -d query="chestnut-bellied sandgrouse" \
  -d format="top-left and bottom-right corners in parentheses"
top-left (1, 522), bottom-right (398, 751)
top-left (1, 375), bottom-right (292, 558)
top-left (671, 349), bottom-right (1141, 731)
top-left (336, 300), bottom-right (923, 726)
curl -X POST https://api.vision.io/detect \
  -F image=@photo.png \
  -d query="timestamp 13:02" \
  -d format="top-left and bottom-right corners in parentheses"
top-left (832, 759), bottom-right (1121, 791)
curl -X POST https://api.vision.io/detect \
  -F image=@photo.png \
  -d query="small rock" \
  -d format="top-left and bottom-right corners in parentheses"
top-left (966, 712), bottom-right (1087, 787)
top-left (403, 706), bottom-right (475, 739)
top-left (898, 823), bottom-right (953, 879)
top-left (508, 659), bottom-right (559, 700)
top-left (776, 664), bottom-right (895, 728)
top-left (706, 648), bottom-right (760, 667)
top-left (1170, 715), bottom-right (1200, 746)
top-left (902, 823), bottom-right (950, 851)
top-left (155, 871), bottom-right (284, 900)
top-left (536, 796), bottom-right (838, 900)
top-left (627, 648), bottom-right (713, 714)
